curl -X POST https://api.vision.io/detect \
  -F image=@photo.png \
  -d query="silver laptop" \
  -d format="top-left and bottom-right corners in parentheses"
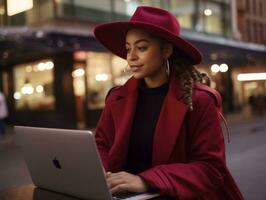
top-left (15, 126), bottom-right (160, 200)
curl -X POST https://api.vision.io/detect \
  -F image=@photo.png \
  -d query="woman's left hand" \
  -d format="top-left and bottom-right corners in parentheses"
top-left (106, 171), bottom-right (149, 194)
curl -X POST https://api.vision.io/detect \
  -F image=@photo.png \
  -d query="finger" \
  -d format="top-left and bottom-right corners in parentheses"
top-left (108, 171), bottom-right (129, 179)
top-left (107, 176), bottom-right (125, 189)
top-left (106, 171), bottom-right (112, 178)
top-left (110, 183), bottom-right (127, 194)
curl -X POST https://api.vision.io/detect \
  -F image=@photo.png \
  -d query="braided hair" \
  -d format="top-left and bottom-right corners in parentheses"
top-left (149, 33), bottom-right (210, 111)
top-left (169, 47), bottom-right (210, 111)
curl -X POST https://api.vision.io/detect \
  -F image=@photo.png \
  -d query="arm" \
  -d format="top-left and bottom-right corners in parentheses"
top-left (139, 92), bottom-right (226, 199)
top-left (95, 96), bottom-right (115, 171)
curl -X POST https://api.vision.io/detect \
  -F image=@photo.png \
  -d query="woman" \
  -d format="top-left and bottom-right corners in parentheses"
top-left (94, 6), bottom-right (244, 199)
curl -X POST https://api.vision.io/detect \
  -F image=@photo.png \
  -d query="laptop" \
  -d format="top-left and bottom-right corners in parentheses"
top-left (15, 126), bottom-right (160, 200)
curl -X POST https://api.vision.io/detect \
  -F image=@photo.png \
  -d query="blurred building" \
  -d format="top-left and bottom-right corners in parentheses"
top-left (0, 0), bottom-right (265, 128)
top-left (232, 0), bottom-right (266, 113)
top-left (237, 0), bottom-right (266, 44)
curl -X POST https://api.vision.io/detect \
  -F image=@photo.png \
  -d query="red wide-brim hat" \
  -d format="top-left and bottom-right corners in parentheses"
top-left (94, 6), bottom-right (202, 65)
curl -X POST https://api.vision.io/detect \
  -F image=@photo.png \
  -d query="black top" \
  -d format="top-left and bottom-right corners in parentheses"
top-left (125, 81), bottom-right (169, 174)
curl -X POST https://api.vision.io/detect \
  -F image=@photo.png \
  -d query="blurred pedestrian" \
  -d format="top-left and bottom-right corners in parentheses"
top-left (94, 6), bottom-right (244, 199)
top-left (0, 91), bottom-right (8, 134)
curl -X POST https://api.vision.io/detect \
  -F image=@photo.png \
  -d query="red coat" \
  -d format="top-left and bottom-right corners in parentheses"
top-left (95, 74), bottom-right (244, 200)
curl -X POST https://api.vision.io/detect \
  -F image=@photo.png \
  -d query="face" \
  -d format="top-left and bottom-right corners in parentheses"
top-left (126, 29), bottom-right (170, 87)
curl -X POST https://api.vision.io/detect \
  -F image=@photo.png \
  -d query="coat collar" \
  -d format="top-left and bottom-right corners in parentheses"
top-left (109, 74), bottom-right (188, 171)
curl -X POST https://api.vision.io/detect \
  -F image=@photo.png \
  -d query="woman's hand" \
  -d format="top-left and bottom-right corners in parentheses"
top-left (106, 171), bottom-right (149, 194)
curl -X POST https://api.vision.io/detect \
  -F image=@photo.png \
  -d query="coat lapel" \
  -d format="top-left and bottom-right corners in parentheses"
top-left (152, 75), bottom-right (189, 166)
top-left (108, 75), bottom-right (189, 170)
top-left (108, 78), bottom-right (139, 171)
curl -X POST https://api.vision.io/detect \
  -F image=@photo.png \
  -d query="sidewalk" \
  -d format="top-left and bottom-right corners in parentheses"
top-left (224, 107), bottom-right (266, 126)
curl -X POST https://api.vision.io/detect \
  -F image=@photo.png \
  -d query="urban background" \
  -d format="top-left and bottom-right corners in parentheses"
top-left (0, 0), bottom-right (265, 200)
top-left (0, 0), bottom-right (265, 129)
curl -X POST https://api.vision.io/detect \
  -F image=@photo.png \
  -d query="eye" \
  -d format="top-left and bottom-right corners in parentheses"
top-left (138, 46), bottom-right (147, 51)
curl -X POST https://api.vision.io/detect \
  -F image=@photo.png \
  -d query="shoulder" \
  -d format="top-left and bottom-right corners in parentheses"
top-left (104, 77), bottom-right (138, 103)
top-left (193, 83), bottom-right (222, 108)
top-left (105, 86), bottom-right (123, 103)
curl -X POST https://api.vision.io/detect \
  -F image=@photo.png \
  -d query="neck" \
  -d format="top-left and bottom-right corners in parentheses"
top-left (144, 72), bottom-right (169, 88)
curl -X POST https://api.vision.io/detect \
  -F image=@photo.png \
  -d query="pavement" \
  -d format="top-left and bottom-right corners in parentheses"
top-left (0, 111), bottom-right (266, 200)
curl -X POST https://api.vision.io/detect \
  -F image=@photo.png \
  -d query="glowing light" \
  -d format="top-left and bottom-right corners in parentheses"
top-left (33, 65), bottom-right (38, 72)
top-left (204, 9), bottom-right (212, 16)
top-left (211, 64), bottom-right (220, 73)
top-left (14, 92), bottom-right (22, 100)
top-left (37, 62), bottom-right (46, 71)
top-left (25, 65), bottom-right (32, 73)
top-left (73, 51), bottom-right (87, 60)
top-left (96, 73), bottom-right (108, 81)
top-left (21, 84), bottom-right (34, 94)
top-left (36, 85), bottom-right (44, 93)
top-left (219, 64), bottom-right (228, 72)
top-left (237, 73), bottom-right (266, 81)
top-left (72, 68), bottom-right (85, 77)
top-left (7, 0), bottom-right (33, 16)
top-left (0, 7), bottom-right (5, 15)
top-left (45, 61), bottom-right (54, 70)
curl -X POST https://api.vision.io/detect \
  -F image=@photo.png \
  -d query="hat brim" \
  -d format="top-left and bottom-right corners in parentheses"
top-left (94, 21), bottom-right (202, 64)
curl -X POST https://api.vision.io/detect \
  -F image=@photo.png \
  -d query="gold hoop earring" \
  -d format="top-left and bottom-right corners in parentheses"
top-left (166, 59), bottom-right (170, 76)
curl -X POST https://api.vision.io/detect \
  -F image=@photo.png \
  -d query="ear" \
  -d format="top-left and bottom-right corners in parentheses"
top-left (163, 43), bottom-right (173, 59)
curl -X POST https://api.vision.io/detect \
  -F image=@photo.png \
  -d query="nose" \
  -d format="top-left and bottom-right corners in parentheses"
top-left (127, 48), bottom-right (138, 61)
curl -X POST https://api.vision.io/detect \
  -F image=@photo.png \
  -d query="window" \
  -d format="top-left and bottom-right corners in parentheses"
top-left (196, 1), bottom-right (224, 35)
top-left (170, 0), bottom-right (194, 29)
top-left (113, 0), bottom-right (138, 17)
top-left (245, 0), bottom-right (250, 13)
top-left (253, 21), bottom-right (257, 42)
top-left (55, 0), bottom-right (112, 22)
top-left (86, 52), bottom-right (129, 109)
top-left (112, 56), bottom-right (131, 86)
top-left (13, 59), bottom-right (55, 110)
top-left (113, 0), bottom-right (163, 18)
top-left (86, 52), bottom-right (113, 109)
top-left (252, 0), bottom-right (257, 15)
top-left (246, 19), bottom-right (251, 41)
top-left (262, 24), bottom-right (265, 44)
top-left (259, 0), bottom-right (263, 16)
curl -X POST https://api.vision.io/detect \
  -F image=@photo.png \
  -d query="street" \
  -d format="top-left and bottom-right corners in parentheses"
top-left (0, 118), bottom-right (266, 200)
top-left (226, 118), bottom-right (266, 200)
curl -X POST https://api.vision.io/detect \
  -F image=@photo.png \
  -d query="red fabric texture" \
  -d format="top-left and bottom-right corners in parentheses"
top-left (95, 74), bottom-right (244, 200)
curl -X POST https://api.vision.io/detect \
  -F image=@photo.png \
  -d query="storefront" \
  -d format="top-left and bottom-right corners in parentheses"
top-left (72, 51), bottom-right (129, 128)
top-left (1, 51), bottom-right (77, 128)
top-left (190, 35), bottom-right (266, 113)
top-left (0, 36), bottom-right (130, 129)
top-left (232, 66), bottom-right (266, 115)
top-left (1, 30), bottom-right (265, 129)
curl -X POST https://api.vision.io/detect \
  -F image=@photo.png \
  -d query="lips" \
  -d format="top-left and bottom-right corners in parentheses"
top-left (130, 65), bottom-right (143, 72)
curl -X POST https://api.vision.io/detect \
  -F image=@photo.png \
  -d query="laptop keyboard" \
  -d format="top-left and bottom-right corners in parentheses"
top-left (112, 192), bottom-right (141, 199)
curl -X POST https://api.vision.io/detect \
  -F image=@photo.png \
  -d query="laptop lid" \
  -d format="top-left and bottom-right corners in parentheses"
top-left (15, 126), bottom-right (112, 200)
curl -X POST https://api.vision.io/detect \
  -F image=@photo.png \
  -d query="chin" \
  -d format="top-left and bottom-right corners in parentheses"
top-left (132, 73), bottom-right (145, 79)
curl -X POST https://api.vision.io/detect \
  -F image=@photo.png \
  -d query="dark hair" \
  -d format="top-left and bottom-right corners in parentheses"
top-left (135, 29), bottom-right (210, 110)
top-left (169, 47), bottom-right (210, 110)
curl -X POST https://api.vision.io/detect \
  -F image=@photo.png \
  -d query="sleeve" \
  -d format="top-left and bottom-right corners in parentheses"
top-left (95, 90), bottom-right (116, 171)
top-left (139, 92), bottom-right (226, 199)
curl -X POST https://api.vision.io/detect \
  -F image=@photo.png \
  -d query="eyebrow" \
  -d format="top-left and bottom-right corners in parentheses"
top-left (126, 39), bottom-right (150, 45)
